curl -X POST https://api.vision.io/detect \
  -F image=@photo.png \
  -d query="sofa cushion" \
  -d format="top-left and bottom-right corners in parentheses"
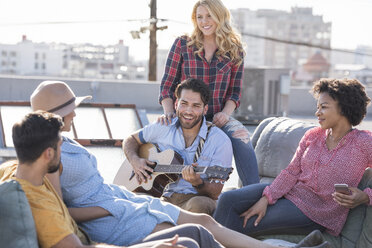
top-left (260, 169), bottom-right (371, 248)
top-left (356, 203), bottom-right (372, 248)
top-left (254, 117), bottom-right (371, 248)
top-left (252, 117), bottom-right (315, 182)
top-left (355, 168), bottom-right (372, 248)
top-left (0, 180), bottom-right (38, 248)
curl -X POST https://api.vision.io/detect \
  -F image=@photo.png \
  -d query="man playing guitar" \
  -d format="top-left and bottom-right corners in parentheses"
top-left (123, 78), bottom-right (233, 215)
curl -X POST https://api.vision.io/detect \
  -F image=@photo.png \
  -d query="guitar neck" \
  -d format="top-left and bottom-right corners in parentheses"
top-left (154, 164), bottom-right (206, 174)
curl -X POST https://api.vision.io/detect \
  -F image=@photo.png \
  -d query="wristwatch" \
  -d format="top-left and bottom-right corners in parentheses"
top-left (192, 180), bottom-right (205, 189)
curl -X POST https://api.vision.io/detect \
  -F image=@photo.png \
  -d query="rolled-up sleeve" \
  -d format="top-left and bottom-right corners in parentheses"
top-left (225, 58), bottom-right (244, 109)
top-left (159, 37), bottom-right (183, 105)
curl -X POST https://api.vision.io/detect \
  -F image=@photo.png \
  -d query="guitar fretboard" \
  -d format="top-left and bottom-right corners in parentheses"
top-left (154, 164), bottom-right (206, 174)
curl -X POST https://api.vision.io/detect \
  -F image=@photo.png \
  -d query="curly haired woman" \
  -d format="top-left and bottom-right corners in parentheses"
top-left (214, 78), bottom-right (372, 238)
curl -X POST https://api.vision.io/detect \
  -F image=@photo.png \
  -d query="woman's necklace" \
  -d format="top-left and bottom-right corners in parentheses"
top-left (328, 128), bottom-right (353, 143)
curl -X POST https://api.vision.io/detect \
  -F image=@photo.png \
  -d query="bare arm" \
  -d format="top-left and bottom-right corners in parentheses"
top-left (123, 132), bottom-right (154, 183)
top-left (221, 100), bottom-right (236, 116)
top-left (46, 168), bottom-right (112, 223)
top-left (212, 100), bottom-right (236, 128)
top-left (68, 207), bottom-right (111, 223)
top-left (123, 131), bottom-right (143, 163)
top-left (161, 98), bottom-right (175, 115)
top-left (158, 98), bottom-right (176, 125)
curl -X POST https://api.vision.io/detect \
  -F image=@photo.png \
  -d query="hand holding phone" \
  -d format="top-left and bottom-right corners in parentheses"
top-left (334, 183), bottom-right (351, 195)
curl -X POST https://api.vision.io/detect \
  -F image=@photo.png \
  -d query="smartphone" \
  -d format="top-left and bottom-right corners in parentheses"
top-left (334, 184), bottom-right (351, 195)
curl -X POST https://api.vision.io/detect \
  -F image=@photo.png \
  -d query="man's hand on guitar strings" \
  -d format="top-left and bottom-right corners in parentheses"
top-left (182, 163), bottom-right (203, 186)
top-left (131, 157), bottom-right (155, 184)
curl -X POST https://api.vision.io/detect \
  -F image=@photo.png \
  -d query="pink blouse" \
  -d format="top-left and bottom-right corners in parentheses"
top-left (263, 127), bottom-right (372, 236)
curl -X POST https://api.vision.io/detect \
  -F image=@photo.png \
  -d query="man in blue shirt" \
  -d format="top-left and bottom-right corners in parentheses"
top-left (123, 78), bottom-right (233, 215)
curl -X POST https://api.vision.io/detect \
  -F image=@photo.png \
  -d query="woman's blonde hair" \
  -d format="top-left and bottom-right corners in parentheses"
top-left (188, 0), bottom-right (245, 66)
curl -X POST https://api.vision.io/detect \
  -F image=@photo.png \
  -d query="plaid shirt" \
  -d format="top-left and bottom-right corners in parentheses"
top-left (159, 36), bottom-right (244, 119)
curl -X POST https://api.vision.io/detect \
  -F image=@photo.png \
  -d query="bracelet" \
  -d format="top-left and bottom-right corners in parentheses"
top-left (192, 180), bottom-right (205, 189)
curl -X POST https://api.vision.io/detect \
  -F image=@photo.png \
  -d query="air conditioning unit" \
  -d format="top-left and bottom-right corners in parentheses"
top-left (234, 67), bottom-right (290, 124)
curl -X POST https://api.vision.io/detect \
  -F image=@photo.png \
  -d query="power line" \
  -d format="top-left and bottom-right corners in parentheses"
top-left (1, 18), bottom-right (372, 57)
top-left (0, 18), bottom-right (188, 27)
top-left (0, 19), bottom-right (149, 27)
top-left (242, 32), bottom-right (372, 57)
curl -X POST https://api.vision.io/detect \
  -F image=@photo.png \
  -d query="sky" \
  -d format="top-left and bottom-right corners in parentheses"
top-left (0, 0), bottom-right (371, 61)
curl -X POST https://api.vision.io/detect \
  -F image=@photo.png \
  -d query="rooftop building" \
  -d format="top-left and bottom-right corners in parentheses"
top-left (0, 35), bottom-right (62, 76)
top-left (0, 36), bottom-right (147, 80)
top-left (230, 7), bottom-right (332, 71)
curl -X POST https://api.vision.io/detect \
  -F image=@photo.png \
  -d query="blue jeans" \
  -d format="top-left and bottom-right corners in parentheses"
top-left (221, 117), bottom-right (259, 186)
top-left (214, 183), bottom-right (325, 237)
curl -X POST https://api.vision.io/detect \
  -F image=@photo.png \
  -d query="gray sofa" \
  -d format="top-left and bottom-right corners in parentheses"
top-left (0, 180), bottom-right (38, 247)
top-left (251, 117), bottom-right (372, 248)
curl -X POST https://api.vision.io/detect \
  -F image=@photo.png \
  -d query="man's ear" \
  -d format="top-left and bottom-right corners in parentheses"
top-left (43, 147), bottom-right (53, 160)
top-left (203, 104), bottom-right (208, 115)
top-left (174, 99), bottom-right (178, 110)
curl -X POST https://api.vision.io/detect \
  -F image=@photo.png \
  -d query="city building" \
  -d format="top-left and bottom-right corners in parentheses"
top-left (230, 7), bottom-right (332, 71)
top-left (156, 48), bottom-right (168, 81)
top-left (230, 8), bottom-right (266, 67)
top-left (330, 49), bottom-right (355, 66)
top-left (329, 46), bottom-right (372, 85)
top-left (330, 64), bottom-right (372, 86)
top-left (0, 36), bottom-right (147, 80)
top-left (0, 35), bottom-right (62, 76)
top-left (302, 52), bottom-right (330, 81)
top-left (355, 45), bottom-right (372, 68)
top-left (60, 40), bottom-right (146, 80)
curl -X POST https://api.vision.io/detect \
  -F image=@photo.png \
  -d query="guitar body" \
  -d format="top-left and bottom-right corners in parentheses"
top-left (113, 143), bottom-right (182, 197)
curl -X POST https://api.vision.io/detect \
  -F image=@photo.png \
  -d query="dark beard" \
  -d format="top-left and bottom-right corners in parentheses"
top-left (177, 112), bottom-right (203, 130)
top-left (47, 160), bottom-right (61, 173)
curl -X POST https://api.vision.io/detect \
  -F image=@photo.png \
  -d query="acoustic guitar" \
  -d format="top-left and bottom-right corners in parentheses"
top-left (113, 143), bottom-right (233, 197)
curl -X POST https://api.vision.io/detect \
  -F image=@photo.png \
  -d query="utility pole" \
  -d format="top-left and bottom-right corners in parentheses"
top-left (148, 0), bottom-right (157, 81)
top-left (130, 0), bottom-right (167, 81)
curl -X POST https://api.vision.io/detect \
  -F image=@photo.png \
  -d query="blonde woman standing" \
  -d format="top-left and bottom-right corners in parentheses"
top-left (157, 0), bottom-right (259, 187)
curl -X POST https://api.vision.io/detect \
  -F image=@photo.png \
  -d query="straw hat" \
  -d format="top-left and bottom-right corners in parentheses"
top-left (30, 81), bottom-right (92, 117)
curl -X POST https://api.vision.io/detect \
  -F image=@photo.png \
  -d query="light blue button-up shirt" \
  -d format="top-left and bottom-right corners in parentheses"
top-left (139, 117), bottom-right (232, 197)
top-left (60, 137), bottom-right (180, 246)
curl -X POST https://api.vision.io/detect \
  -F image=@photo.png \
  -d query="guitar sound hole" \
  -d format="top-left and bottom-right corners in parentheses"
top-left (134, 174), bottom-right (178, 198)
